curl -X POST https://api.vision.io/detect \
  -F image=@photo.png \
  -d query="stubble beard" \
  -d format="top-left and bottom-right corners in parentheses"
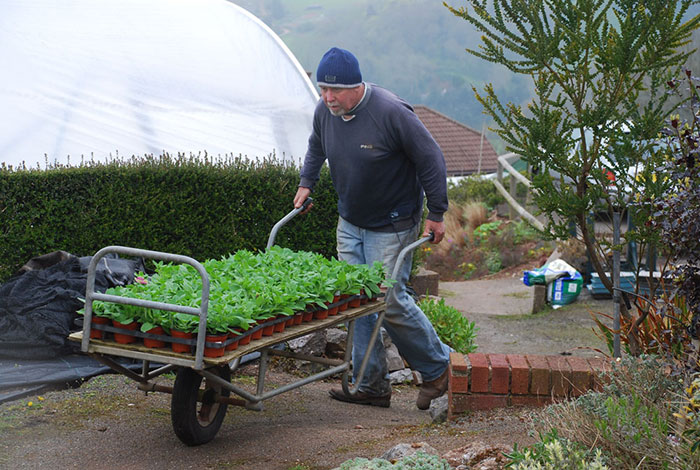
top-left (326, 103), bottom-right (347, 117)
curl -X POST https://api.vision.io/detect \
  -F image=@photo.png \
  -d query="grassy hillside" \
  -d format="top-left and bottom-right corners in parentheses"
top-left (233, 0), bottom-right (700, 155)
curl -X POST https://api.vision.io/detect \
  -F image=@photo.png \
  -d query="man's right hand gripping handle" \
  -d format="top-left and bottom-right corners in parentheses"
top-left (294, 187), bottom-right (314, 214)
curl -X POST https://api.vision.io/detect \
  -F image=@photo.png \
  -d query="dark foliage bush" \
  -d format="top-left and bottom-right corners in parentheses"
top-left (0, 154), bottom-right (338, 282)
top-left (650, 70), bottom-right (700, 337)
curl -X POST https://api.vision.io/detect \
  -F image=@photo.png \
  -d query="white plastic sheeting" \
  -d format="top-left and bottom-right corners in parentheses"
top-left (0, 0), bottom-right (318, 169)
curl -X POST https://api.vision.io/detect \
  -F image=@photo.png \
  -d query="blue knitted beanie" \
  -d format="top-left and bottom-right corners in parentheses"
top-left (316, 47), bottom-right (362, 88)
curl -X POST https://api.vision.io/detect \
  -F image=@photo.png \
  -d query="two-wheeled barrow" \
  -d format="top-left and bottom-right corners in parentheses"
top-left (68, 201), bottom-right (432, 446)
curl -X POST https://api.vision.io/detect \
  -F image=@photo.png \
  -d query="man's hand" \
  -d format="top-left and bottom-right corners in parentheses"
top-left (294, 187), bottom-right (314, 214)
top-left (423, 219), bottom-right (445, 244)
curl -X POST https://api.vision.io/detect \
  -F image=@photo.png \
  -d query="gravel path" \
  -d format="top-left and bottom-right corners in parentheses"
top-left (1, 278), bottom-right (612, 469)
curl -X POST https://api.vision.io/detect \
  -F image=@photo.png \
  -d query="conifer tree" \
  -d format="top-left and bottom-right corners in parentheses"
top-left (446, 0), bottom-right (700, 350)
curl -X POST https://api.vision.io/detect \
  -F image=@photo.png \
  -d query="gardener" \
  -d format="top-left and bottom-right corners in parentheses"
top-left (293, 47), bottom-right (451, 410)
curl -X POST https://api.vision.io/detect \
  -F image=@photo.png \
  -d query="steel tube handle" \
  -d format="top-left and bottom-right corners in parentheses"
top-left (343, 231), bottom-right (435, 396)
top-left (266, 197), bottom-right (313, 249)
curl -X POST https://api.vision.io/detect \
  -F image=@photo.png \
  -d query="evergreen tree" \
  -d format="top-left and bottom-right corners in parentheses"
top-left (446, 0), bottom-right (700, 352)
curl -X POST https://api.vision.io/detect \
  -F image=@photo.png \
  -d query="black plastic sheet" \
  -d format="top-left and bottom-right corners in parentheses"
top-left (0, 253), bottom-right (145, 360)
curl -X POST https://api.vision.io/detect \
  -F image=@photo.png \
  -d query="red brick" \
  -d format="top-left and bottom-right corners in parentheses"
top-left (449, 365), bottom-right (469, 395)
top-left (488, 354), bottom-right (510, 394)
top-left (468, 353), bottom-right (490, 393)
top-left (526, 355), bottom-right (551, 396)
top-left (566, 356), bottom-right (593, 396)
top-left (511, 395), bottom-right (553, 407)
top-left (450, 352), bottom-right (468, 372)
top-left (465, 394), bottom-right (509, 410)
top-left (449, 393), bottom-right (471, 415)
top-left (547, 356), bottom-right (571, 397)
top-left (507, 354), bottom-right (530, 395)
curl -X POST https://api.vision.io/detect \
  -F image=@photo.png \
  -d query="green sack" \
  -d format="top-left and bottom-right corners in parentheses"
top-left (547, 271), bottom-right (583, 307)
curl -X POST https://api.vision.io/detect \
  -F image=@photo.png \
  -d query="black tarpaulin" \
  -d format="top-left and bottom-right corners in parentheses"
top-left (0, 253), bottom-right (145, 359)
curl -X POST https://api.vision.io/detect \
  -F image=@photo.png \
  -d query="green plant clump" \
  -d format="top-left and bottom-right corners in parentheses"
top-left (505, 429), bottom-right (608, 469)
top-left (338, 451), bottom-right (450, 470)
top-left (86, 246), bottom-right (390, 334)
top-left (447, 175), bottom-right (505, 210)
top-left (531, 355), bottom-right (699, 469)
top-left (418, 297), bottom-right (478, 354)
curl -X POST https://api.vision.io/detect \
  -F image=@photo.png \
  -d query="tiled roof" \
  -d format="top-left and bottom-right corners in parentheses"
top-left (414, 105), bottom-right (499, 176)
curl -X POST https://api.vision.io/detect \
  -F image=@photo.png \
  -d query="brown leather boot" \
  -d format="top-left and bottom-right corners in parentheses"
top-left (329, 388), bottom-right (391, 408)
top-left (416, 367), bottom-right (449, 410)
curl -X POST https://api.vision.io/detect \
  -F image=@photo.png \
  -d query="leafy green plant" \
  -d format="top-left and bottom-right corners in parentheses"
top-left (472, 221), bottom-right (502, 246)
top-left (418, 297), bottom-right (478, 354)
top-left (505, 429), bottom-right (609, 469)
top-left (338, 451), bottom-right (450, 470)
top-left (447, 175), bottom-right (505, 210)
top-left (484, 250), bottom-right (502, 274)
top-left (85, 246), bottom-right (392, 335)
top-left (531, 355), bottom-right (699, 469)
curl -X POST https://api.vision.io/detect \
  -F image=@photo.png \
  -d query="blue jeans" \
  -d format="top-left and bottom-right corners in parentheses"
top-left (336, 217), bottom-right (451, 395)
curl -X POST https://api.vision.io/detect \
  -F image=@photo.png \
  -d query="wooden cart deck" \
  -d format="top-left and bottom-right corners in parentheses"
top-left (69, 300), bottom-right (385, 368)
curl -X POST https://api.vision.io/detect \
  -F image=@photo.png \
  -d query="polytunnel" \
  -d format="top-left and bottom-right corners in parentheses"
top-left (0, 0), bottom-right (319, 169)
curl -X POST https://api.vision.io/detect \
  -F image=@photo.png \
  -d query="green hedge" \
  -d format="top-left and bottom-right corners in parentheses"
top-left (0, 154), bottom-right (338, 282)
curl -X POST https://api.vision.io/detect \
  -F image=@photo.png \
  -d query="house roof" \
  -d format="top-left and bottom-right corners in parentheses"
top-left (414, 105), bottom-right (499, 176)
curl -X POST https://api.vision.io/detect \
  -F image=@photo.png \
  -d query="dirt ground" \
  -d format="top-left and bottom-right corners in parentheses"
top-left (0, 276), bottom-right (612, 470)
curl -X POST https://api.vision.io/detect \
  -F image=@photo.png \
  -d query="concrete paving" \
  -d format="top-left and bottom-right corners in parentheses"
top-left (437, 276), bottom-right (613, 357)
top-left (440, 278), bottom-right (535, 316)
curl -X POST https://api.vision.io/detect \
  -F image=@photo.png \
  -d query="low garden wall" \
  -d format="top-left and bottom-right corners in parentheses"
top-left (448, 352), bottom-right (613, 418)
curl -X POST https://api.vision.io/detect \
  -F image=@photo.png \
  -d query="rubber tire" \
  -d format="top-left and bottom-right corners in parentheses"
top-left (171, 365), bottom-right (231, 446)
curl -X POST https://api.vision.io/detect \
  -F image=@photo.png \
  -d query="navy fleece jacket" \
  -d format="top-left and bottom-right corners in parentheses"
top-left (299, 83), bottom-right (448, 230)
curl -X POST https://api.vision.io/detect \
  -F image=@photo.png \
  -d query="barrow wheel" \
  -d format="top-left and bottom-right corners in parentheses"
top-left (171, 365), bottom-right (231, 446)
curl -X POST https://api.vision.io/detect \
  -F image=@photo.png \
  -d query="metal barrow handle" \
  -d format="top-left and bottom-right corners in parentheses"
top-left (81, 246), bottom-right (212, 371)
top-left (342, 231), bottom-right (435, 396)
top-left (266, 197), bottom-right (313, 249)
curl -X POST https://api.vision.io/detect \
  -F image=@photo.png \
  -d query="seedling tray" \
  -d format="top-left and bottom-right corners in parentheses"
top-left (68, 300), bottom-right (385, 368)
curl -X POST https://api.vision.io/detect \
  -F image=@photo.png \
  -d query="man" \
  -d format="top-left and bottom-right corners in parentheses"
top-left (293, 47), bottom-right (451, 410)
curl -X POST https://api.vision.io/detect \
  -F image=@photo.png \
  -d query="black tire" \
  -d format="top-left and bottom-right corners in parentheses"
top-left (171, 365), bottom-right (231, 446)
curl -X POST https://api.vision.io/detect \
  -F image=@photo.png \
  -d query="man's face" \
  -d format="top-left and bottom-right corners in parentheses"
top-left (320, 85), bottom-right (362, 116)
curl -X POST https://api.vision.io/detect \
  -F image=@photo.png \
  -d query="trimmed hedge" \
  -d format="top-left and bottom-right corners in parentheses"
top-left (0, 154), bottom-right (338, 282)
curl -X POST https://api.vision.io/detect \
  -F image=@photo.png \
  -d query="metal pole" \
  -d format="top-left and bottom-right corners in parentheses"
top-left (613, 209), bottom-right (621, 358)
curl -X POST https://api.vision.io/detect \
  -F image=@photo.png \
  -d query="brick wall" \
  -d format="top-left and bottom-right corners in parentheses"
top-left (448, 352), bottom-right (613, 418)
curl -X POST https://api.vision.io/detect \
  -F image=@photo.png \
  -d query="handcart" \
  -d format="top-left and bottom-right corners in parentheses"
top-left (68, 200), bottom-right (432, 446)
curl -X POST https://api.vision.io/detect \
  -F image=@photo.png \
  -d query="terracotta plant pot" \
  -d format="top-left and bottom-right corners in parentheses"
top-left (360, 289), bottom-right (369, 305)
top-left (171, 329), bottom-right (194, 354)
top-left (274, 316), bottom-right (286, 333)
top-left (349, 295), bottom-right (362, 308)
top-left (89, 316), bottom-right (110, 339)
top-left (338, 294), bottom-right (350, 312)
top-left (112, 320), bottom-right (139, 344)
top-left (236, 328), bottom-right (252, 346)
top-left (314, 309), bottom-right (329, 320)
top-left (327, 295), bottom-right (340, 316)
top-left (293, 312), bottom-right (303, 325)
top-left (262, 319), bottom-right (275, 336)
top-left (204, 333), bottom-right (227, 357)
top-left (143, 326), bottom-right (166, 348)
top-left (225, 332), bottom-right (240, 352)
top-left (251, 324), bottom-right (264, 341)
top-left (302, 310), bottom-right (314, 322)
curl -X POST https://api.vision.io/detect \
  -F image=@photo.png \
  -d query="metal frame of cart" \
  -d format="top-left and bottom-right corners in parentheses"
top-left (68, 201), bottom-right (431, 445)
